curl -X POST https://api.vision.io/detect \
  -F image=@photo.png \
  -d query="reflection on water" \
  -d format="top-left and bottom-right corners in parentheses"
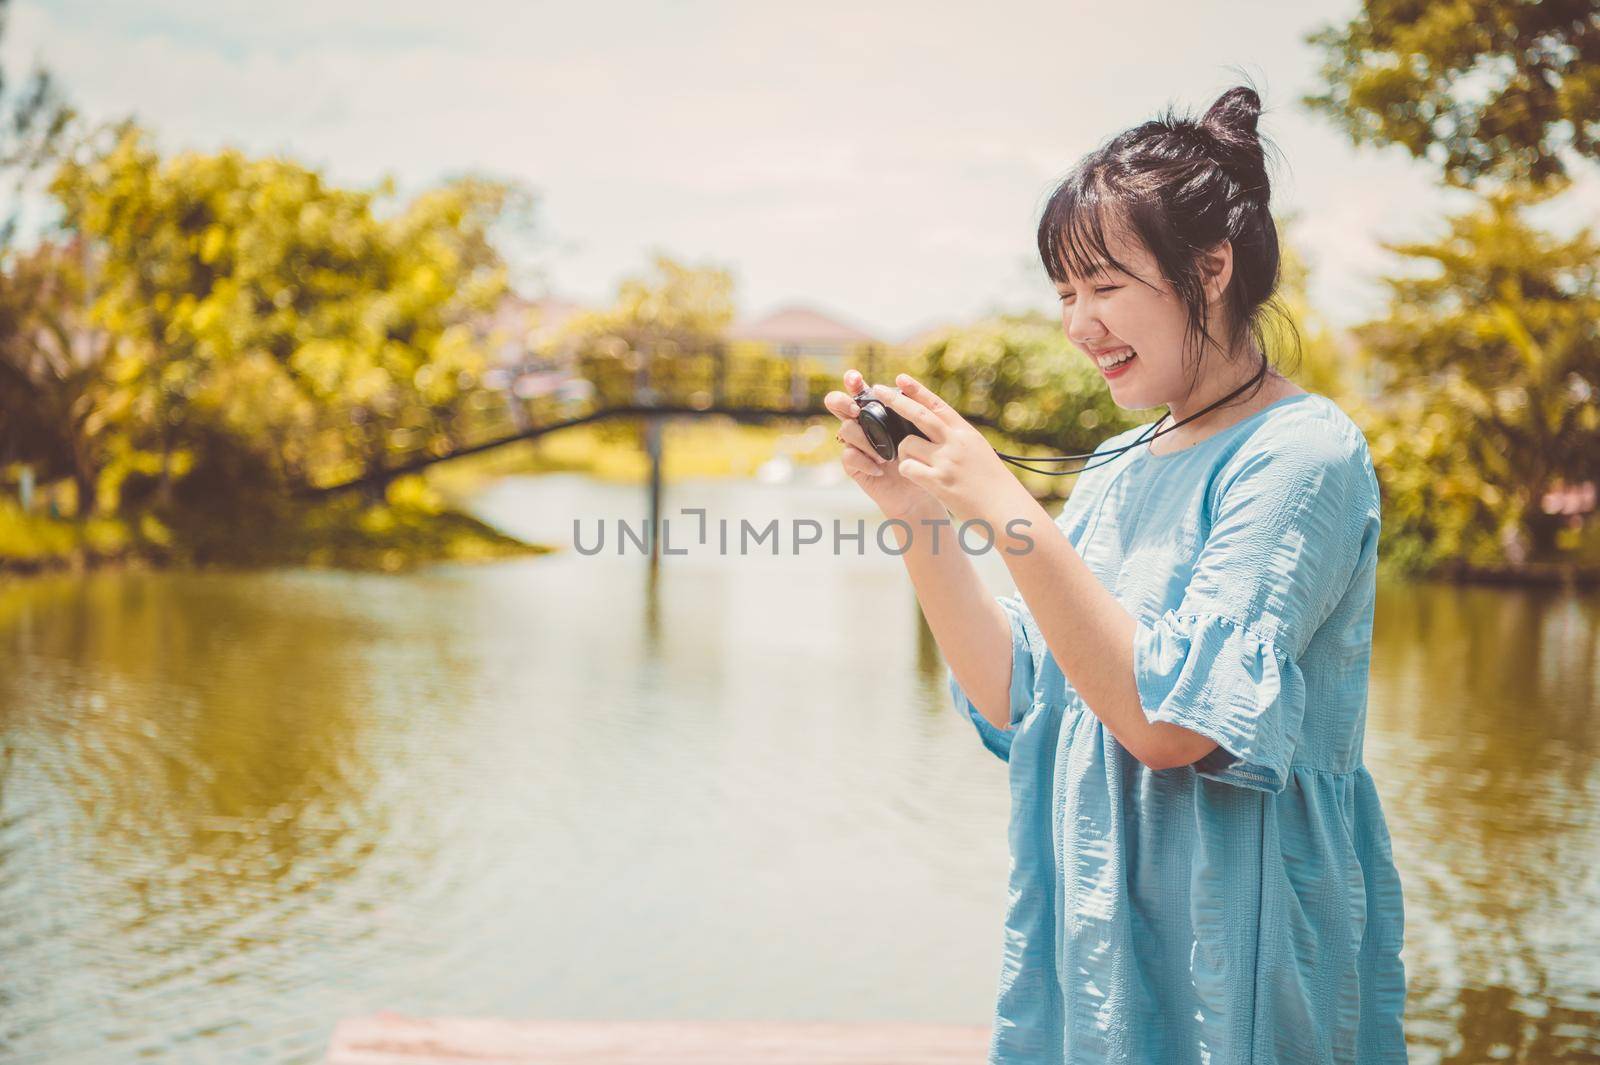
top-left (1365, 583), bottom-right (1600, 1063)
top-left (0, 473), bottom-right (1596, 1063)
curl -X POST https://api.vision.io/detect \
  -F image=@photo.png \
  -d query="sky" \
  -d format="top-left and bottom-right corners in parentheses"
top-left (8, 0), bottom-right (1598, 341)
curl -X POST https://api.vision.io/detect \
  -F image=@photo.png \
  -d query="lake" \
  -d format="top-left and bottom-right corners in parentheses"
top-left (1, 472), bottom-right (1596, 1063)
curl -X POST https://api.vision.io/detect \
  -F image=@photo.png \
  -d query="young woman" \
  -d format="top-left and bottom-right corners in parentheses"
top-left (825, 86), bottom-right (1408, 1064)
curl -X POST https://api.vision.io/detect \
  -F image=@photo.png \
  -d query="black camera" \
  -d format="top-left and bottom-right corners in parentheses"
top-left (851, 383), bottom-right (931, 461)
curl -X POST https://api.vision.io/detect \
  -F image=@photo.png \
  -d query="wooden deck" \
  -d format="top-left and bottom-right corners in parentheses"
top-left (325, 1012), bottom-right (991, 1064)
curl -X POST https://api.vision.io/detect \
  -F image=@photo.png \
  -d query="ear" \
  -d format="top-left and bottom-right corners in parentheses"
top-left (1198, 239), bottom-right (1234, 305)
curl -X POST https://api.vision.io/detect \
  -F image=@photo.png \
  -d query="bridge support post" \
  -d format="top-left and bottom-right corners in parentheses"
top-left (645, 413), bottom-right (663, 566)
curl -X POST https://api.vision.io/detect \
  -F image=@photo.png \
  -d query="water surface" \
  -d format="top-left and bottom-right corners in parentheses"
top-left (0, 473), bottom-right (1595, 1062)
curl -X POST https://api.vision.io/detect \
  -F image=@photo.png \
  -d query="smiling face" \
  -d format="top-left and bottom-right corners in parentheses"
top-left (1053, 218), bottom-right (1233, 413)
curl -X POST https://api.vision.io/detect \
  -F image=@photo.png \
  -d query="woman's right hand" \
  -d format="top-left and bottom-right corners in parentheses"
top-left (824, 369), bottom-right (940, 521)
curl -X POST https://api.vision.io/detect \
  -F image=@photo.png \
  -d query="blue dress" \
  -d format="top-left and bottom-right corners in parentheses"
top-left (950, 392), bottom-right (1409, 1064)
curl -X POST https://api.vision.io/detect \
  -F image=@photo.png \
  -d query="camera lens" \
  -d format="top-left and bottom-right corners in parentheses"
top-left (858, 408), bottom-right (895, 460)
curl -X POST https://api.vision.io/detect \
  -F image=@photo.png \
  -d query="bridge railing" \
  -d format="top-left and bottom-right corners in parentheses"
top-left (562, 342), bottom-right (871, 414)
top-left (302, 342), bottom-right (1071, 498)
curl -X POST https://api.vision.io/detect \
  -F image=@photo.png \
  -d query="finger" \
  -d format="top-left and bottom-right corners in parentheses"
top-left (843, 368), bottom-right (866, 395)
top-left (824, 389), bottom-right (861, 420)
top-left (895, 434), bottom-right (934, 466)
top-left (872, 382), bottom-right (945, 442)
top-left (842, 447), bottom-right (884, 478)
top-left (837, 421), bottom-right (886, 463)
top-left (896, 455), bottom-right (935, 490)
top-left (892, 373), bottom-right (958, 424)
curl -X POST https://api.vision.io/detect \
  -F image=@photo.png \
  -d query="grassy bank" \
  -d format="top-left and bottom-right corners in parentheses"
top-left (0, 475), bottom-right (549, 578)
top-left (0, 499), bottom-right (141, 574)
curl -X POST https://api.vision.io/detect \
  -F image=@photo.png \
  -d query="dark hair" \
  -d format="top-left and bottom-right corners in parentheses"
top-left (1036, 82), bottom-right (1298, 400)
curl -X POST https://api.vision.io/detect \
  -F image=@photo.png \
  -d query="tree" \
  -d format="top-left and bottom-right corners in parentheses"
top-left (1304, 0), bottom-right (1600, 188)
top-left (0, 238), bottom-right (111, 513)
top-left (561, 254), bottom-right (736, 419)
top-left (1356, 187), bottom-right (1599, 566)
top-left (49, 125), bottom-right (523, 499)
top-left (0, 0), bottom-right (80, 508)
top-left (286, 174), bottom-right (520, 483)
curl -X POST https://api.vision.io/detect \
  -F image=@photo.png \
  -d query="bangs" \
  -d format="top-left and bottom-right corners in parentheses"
top-left (1036, 172), bottom-right (1139, 286)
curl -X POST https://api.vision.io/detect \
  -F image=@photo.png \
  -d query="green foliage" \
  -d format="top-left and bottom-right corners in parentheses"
top-left (1364, 394), bottom-right (1507, 575)
top-left (47, 124), bottom-right (524, 496)
top-left (560, 255), bottom-right (742, 444)
top-left (1354, 186), bottom-right (1599, 569)
top-left (584, 254), bottom-right (737, 347)
top-left (1304, 0), bottom-right (1600, 187)
top-left (1303, 4), bottom-right (1600, 575)
top-left (0, 122), bottom-right (546, 569)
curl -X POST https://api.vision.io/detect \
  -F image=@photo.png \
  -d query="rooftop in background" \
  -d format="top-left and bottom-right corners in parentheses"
top-left (729, 305), bottom-right (883, 354)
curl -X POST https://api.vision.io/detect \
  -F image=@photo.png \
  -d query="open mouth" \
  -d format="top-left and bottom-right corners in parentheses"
top-left (1095, 347), bottom-right (1137, 376)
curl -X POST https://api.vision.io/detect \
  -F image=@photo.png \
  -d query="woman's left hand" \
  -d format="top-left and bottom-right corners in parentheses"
top-left (872, 373), bottom-right (1030, 525)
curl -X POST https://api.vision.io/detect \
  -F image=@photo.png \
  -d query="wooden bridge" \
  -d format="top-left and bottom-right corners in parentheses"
top-left (296, 341), bottom-right (891, 500)
top-left (293, 328), bottom-right (1100, 498)
top-left (296, 401), bottom-right (882, 499)
top-left (293, 346), bottom-right (1091, 564)
top-left (325, 1012), bottom-right (991, 1064)
top-left (292, 342), bottom-right (1075, 569)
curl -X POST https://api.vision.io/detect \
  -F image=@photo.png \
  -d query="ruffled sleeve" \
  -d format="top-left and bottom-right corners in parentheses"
top-left (948, 594), bottom-right (1036, 762)
top-left (1131, 423), bottom-right (1377, 793)
top-left (1133, 609), bottom-right (1306, 791)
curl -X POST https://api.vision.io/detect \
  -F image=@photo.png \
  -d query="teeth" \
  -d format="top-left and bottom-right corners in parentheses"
top-left (1096, 348), bottom-right (1135, 368)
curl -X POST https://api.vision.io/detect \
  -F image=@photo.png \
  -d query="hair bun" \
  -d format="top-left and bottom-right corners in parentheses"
top-left (1198, 86), bottom-right (1269, 206)
top-left (1201, 86), bottom-right (1262, 140)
